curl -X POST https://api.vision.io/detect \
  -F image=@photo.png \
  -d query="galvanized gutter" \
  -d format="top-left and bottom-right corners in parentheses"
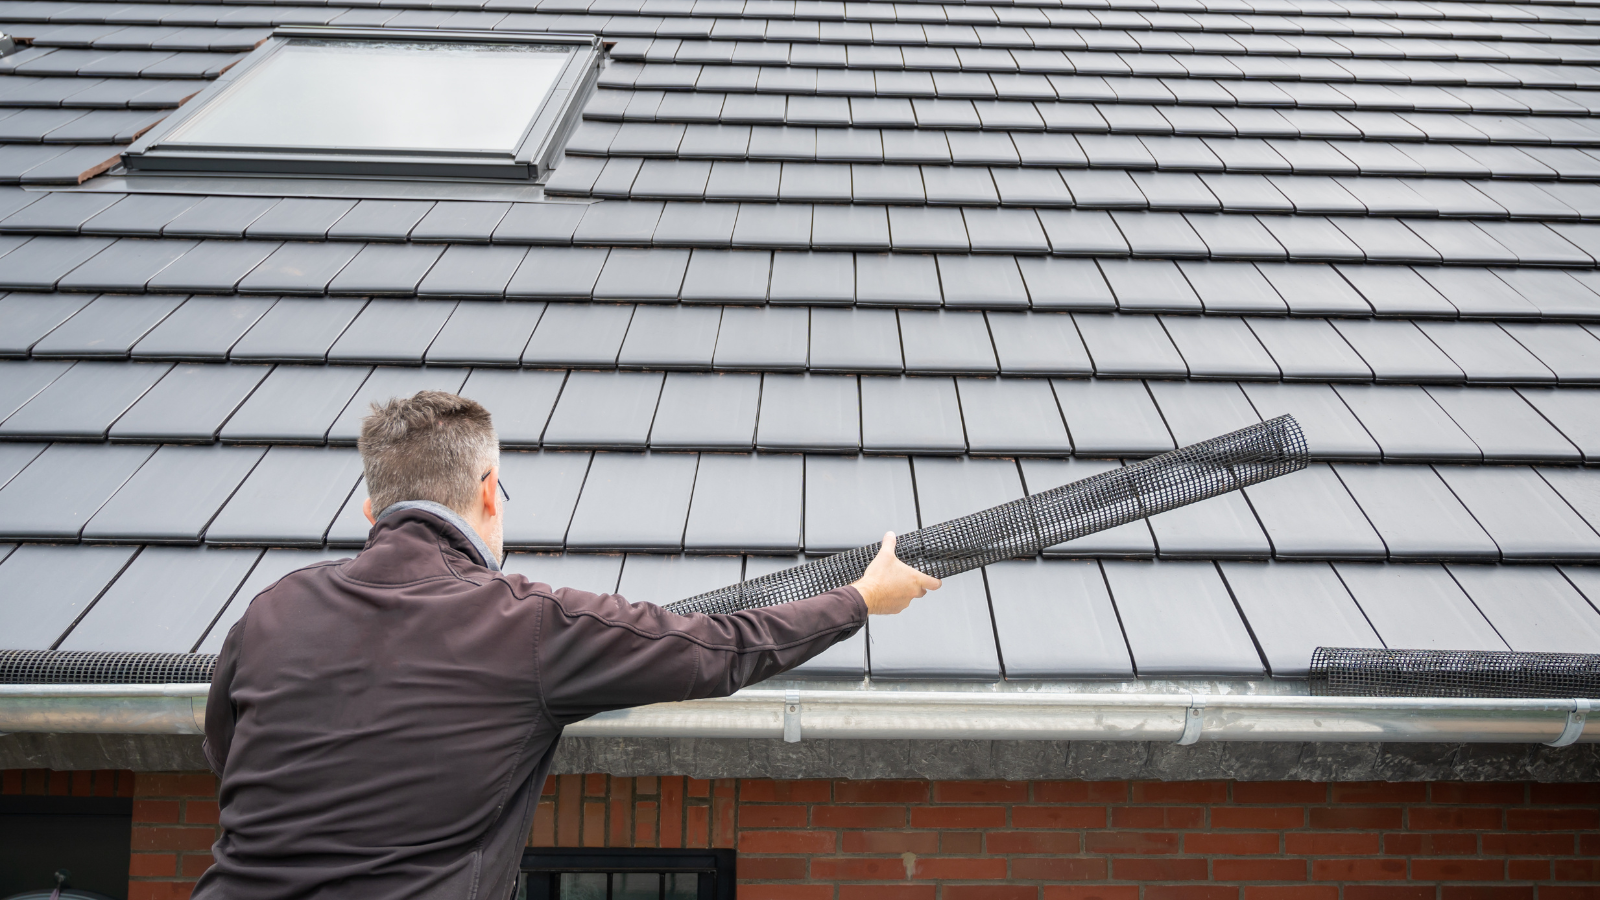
top-left (1, 685), bottom-right (1591, 747)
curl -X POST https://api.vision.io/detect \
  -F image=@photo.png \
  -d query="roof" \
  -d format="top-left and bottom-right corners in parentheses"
top-left (2, 0), bottom-right (1600, 691)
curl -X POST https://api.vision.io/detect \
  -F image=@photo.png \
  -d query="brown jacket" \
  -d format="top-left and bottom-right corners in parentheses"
top-left (196, 507), bottom-right (864, 900)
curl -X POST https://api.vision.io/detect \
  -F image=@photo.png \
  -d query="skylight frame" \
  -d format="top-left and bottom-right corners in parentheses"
top-left (121, 27), bottom-right (603, 181)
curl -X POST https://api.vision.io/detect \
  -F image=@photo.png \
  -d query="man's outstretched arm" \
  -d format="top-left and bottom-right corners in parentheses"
top-left (535, 533), bottom-right (940, 723)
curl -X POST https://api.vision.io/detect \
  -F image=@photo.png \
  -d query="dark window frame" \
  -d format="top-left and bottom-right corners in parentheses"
top-left (121, 27), bottom-right (603, 182)
top-left (517, 847), bottom-right (736, 900)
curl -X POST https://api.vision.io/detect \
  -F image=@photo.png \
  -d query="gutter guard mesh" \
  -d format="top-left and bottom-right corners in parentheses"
top-left (0, 650), bottom-right (218, 685)
top-left (667, 415), bottom-right (1307, 616)
top-left (1309, 647), bottom-right (1600, 699)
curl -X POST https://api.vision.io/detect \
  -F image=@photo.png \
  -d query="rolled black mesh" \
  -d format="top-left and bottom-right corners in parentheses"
top-left (667, 415), bottom-right (1308, 616)
top-left (0, 650), bottom-right (218, 685)
top-left (1309, 647), bottom-right (1600, 699)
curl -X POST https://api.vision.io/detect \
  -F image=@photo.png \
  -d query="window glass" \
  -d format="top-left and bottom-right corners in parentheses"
top-left (165, 40), bottom-right (570, 154)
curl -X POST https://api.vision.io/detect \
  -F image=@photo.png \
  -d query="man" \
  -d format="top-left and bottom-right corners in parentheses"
top-left (196, 391), bottom-right (939, 900)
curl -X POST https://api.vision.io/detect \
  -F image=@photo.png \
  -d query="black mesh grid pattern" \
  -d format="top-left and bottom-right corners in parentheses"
top-left (667, 415), bottom-right (1308, 616)
top-left (0, 649), bottom-right (219, 684)
top-left (1309, 647), bottom-right (1600, 699)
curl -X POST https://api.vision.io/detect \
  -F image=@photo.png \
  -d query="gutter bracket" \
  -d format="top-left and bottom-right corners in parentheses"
top-left (1545, 698), bottom-right (1590, 748)
top-left (783, 690), bottom-right (801, 743)
top-left (1177, 695), bottom-right (1204, 746)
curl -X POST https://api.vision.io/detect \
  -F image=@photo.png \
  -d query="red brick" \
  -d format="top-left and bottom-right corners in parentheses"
top-left (1035, 781), bottom-right (1128, 803)
top-left (1012, 806), bottom-right (1107, 829)
top-left (1, 770), bottom-right (21, 793)
top-left (740, 831), bottom-right (836, 854)
top-left (1042, 887), bottom-right (1139, 900)
top-left (912, 858), bottom-right (1008, 880)
top-left (1388, 833), bottom-right (1478, 856)
top-left (1113, 807), bottom-right (1206, 829)
top-left (1508, 810), bottom-right (1599, 831)
top-left (833, 780), bottom-right (928, 803)
top-left (1311, 858), bottom-right (1409, 881)
top-left (738, 857), bottom-right (808, 880)
top-left (128, 883), bottom-right (196, 900)
top-left (631, 800), bottom-right (654, 848)
top-left (1234, 783), bottom-right (1328, 804)
top-left (134, 774), bottom-right (216, 798)
top-left (842, 831), bottom-right (938, 855)
top-left (132, 827), bottom-right (216, 853)
top-left (986, 831), bottom-right (1082, 854)
top-left (1214, 860), bottom-right (1308, 882)
top-left (1086, 831), bottom-right (1182, 854)
top-left (934, 781), bottom-right (1030, 803)
top-left (943, 832), bottom-right (984, 853)
top-left (686, 778), bottom-right (710, 799)
top-left (1481, 833), bottom-right (1575, 856)
top-left (1332, 784), bottom-right (1427, 803)
top-left (739, 780), bottom-right (831, 803)
top-left (685, 804), bottom-right (710, 849)
top-left (1430, 784), bottom-right (1526, 805)
top-left (1310, 807), bottom-right (1403, 830)
top-left (134, 800), bottom-right (181, 824)
top-left (716, 786), bottom-right (741, 851)
top-left (737, 886), bottom-right (832, 900)
top-left (1187, 833), bottom-right (1280, 855)
top-left (1112, 858), bottom-right (1210, 881)
top-left (1539, 887), bottom-right (1596, 900)
top-left (184, 801), bottom-right (220, 826)
top-left (840, 887), bottom-right (934, 900)
top-left (908, 806), bottom-right (1006, 828)
top-left (1145, 887), bottom-right (1240, 900)
top-left (1344, 888), bottom-right (1435, 900)
top-left (739, 804), bottom-right (808, 828)
top-left (531, 799), bottom-right (556, 847)
top-left (181, 855), bottom-right (216, 877)
top-left (1410, 808), bottom-right (1504, 831)
top-left (1581, 835), bottom-right (1600, 857)
top-left (1287, 833), bottom-right (1382, 855)
top-left (812, 805), bottom-right (906, 828)
top-left (1530, 785), bottom-right (1600, 805)
top-left (660, 778), bottom-right (684, 849)
top-left (1132, 781), bottom-right (1229, 803)
top-left (941, 887), bottom-right (1037, 900)
top-left (1245, 888), bottom-right (1339, 900)
top-left (129, 854), bottom-right (178, 877)
top-left (1410, 860), bottom-right (1505, 882)
top-left (1512, 861), bottom-right (1552, 881)
top-left (1554, 860), bottom-right (1600, 881)
top-left (582, 801), bottom-right (606, 847)
top-left (584, 774), bottom-right (606, 796)
top-left (69, 771), bottom-right (93, 796)
top-left (48, 771), bottom-right (69, 795)
top-left (1010, 858), bottom-right (1106, 881)
top-left (1441, 889), bottom-right (1535, 900)
top-left (1213, 807), bottom-right (1305, 830)
top-left (635, 776), bottom-right (657, 795)
top-left (810, 857), bottom-right (909, 881)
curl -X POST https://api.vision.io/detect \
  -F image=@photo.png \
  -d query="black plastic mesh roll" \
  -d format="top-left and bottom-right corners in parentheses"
top-left (1309, 647), bottom-right (1600, 699)
top-left (0, 650), bottom-right (218, 685)
top-left (667, 415), bottom-right (1308, 616)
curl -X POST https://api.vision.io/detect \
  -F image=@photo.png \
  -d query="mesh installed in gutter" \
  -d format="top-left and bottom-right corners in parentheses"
top-left (0, 685), bottom-right (1590, 747)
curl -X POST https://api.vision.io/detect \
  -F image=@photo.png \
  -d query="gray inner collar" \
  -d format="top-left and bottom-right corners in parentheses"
top-left (376, 500), bottom-right (501, 572)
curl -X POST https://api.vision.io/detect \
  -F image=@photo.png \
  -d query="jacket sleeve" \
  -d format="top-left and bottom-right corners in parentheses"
top-left (201, 621), bottom-right (243, 777)
top-left (530, 583), bottom-right (867, 724)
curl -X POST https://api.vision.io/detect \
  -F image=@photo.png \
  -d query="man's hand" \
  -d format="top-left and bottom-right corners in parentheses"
top-left (850, 532), bottom-right (941, 615)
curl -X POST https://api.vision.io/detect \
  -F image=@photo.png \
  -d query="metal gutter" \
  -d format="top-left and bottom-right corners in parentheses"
top-left (1, 685), bottom-right (1591, 746)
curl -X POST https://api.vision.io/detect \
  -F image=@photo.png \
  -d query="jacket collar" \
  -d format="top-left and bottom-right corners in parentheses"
top-left (375, 501), bottom-right (501, 572)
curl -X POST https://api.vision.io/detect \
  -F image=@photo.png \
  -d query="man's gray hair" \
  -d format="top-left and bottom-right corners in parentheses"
top-left (359, 391), bottom-right (498, 517)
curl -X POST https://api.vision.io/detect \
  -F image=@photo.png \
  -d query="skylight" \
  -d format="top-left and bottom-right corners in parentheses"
top-left (122, 28), bottom-right (602, 181)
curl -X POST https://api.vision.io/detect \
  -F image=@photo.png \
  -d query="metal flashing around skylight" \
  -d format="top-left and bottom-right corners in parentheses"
top-left (122, 28), bottom-right (604, 182)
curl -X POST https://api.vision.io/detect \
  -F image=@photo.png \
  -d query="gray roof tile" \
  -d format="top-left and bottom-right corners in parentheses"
top-left (109, 362), bottom-right (269, 442)
top-left (565, 451), bottom-right (697, 551)
top-left (523, 302), bottom-right (635, 367)
top-left (219, 364), bottom-right (370, 444)
top-left (29, 292), bottom-right (184, 358)
top-left (868, 568), bottom-right (999, 679)
top-left (988, 558), bottom-right (1133, 678)
top-left (683, 452), bottom-right (802, 552)
top-left (205, 446), bottom-right (363, 547)
top-left (82, 444), bottom-right (264, 543)
top-left (0, 292), bottom-right (95, 356)
top-left (325, 367), bottom-right (470, 445)
top-left (237, 242), bottom-right (362, 294)
top-left (1103, 559), bottom-right (1264, 676)
top-left (1335, 562), bottom-right (1507, 650)
top-left (229, 297), bottom-right (367, 363)
top-left (544, 370), bottom-right (664, 449)
top-left (0, 359), bottom-right (169, 439)
top-left (1219, 561), bottom-right (1381, 676)
top-left (327, 300), bottom-right (458, 366)
top-left (756, 373), bottom-right (859, 452)
top-left (427, 301), bottom-right (546, 368)
top-left (0, 543), bottom-right (139, 649)
top-left (650, 371), bottom-right (760, 450)
top-left (132, 295), bottom-right (276, 361)
top-left (861, 375), bottom-right (965, 454)
top-left (1451, 565), bottom-right (1600, 654)
top-left (501, 451), bottom-right (591, 549)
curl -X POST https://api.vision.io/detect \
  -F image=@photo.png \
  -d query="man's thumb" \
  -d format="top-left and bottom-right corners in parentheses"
top-left (882, 531), bottom-right (896, 555)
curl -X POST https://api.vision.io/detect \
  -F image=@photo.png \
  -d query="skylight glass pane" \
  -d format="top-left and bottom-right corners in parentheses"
top-left (166, 40), bottom-right (570, 155)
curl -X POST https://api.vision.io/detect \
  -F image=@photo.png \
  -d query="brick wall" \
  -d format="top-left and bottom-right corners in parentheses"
top-left (6, 772), bottom-right (1599, 900)
top-left (1, 769), bottom-right (219, 900)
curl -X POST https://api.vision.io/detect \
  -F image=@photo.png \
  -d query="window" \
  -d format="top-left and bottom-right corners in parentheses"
top-left (1, 795), bottom-right (133, 899)
top-left (122, 27), bottom-right (602, 181)
top-left (518, 848), bottom-right (736, 900)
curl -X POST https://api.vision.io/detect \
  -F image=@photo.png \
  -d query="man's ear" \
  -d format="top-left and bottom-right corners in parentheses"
top-left (482, 467), bottom-right (500, 518)
top-left (363, 497), bottom-right (375, 525)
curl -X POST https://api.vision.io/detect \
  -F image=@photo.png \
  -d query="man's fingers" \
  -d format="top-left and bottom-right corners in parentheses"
top-left (881, 532), bottom-right (896, 556)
